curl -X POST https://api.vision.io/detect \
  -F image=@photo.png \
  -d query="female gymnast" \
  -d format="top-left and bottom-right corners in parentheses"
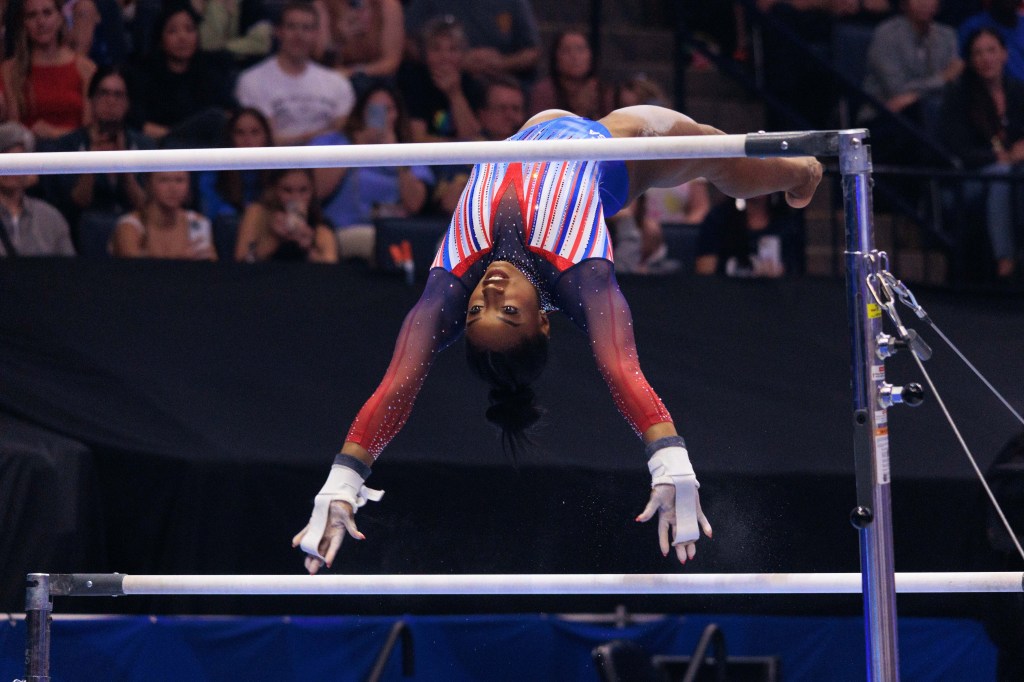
top-left (293, 105), bottom-right (823, 573)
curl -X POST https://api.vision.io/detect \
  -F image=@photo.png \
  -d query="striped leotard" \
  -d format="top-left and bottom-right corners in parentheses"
top-left (346, 116), bottom-right (673, 458)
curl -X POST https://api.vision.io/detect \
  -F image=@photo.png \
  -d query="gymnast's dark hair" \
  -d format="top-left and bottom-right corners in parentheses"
top-left (465, 334), bottom-right (549, 460)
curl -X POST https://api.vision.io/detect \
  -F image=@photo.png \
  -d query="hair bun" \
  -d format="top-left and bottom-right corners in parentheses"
top-left (485, 385), bottom-right (541, 433)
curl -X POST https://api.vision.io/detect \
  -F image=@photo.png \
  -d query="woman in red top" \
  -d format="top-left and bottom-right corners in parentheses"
top-left (1, 0), bottom-right (96, 140)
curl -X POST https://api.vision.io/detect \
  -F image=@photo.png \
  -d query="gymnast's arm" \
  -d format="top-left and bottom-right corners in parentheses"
top-left (342, 267), bottom-right (469, 465)
top-left (555, 260), bottom-right (712, 563)
top-left (554, 260), bottom-right (674, 443)
top-left (599, 105), bottom-right (823, 208)
top-left (293, 268), bottom-right (468, 572)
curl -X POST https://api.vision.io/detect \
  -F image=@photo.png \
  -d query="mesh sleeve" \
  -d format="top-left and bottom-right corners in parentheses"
top-left (345, 269), bottom-right (468, 458)
top-left (554, 259), bottom-right (673, 437)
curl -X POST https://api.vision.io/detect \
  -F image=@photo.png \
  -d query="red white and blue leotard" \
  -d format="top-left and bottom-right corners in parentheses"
top-left (432, 116), bottom-right (626, 275)
top-left (346, 116), bottom-right (674, 458)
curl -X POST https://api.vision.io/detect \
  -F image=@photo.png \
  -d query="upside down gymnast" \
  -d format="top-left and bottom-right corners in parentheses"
top-left (292, 105), bottom-right (823, 573)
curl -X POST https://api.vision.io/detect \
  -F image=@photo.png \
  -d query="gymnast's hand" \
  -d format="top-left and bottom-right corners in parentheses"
top-left (783, 157), bottom-right (823, 210)
top-left (636, 484), bottom-right (712, 564)
top-left (291, 500), bottom-right (365, 575)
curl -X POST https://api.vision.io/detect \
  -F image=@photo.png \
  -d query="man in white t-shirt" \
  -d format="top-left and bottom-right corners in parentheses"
top-left (235, 1), bottom-right (356, 146)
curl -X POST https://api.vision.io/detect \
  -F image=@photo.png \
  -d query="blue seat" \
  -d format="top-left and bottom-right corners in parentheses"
top-left (76, 211), bottom-right (119, 258)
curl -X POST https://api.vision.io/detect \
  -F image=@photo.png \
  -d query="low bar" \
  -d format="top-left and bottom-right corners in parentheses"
top-left (38, 572), bottom-right (1024, 597)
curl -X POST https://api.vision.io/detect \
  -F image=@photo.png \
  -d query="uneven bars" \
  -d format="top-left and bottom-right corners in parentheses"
top-left (38, 572), bottom-right (1024, 597)
top-left (0, 130), bottom-right (842, 176)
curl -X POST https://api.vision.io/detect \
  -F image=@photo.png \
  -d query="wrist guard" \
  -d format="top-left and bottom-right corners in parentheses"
top-left (646, 436), bottom-right (700, 544)
top-left (300, 454), bottom-right (383, 560)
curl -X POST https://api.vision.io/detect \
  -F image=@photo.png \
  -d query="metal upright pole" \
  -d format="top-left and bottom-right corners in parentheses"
top-left (839, 130), bottom-right (900, 681)
top-left (25, 573), bottom-right (53, 682)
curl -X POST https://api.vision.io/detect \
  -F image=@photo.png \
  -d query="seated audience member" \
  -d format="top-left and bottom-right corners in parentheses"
top-left (194, 0), bottom-right (272, 65)
top-left (859, 0), bottom-right (962, 162)
top-left (397, 15), bottom-right (483, 142)
top-left (959, 0), bottom-right (1024, 83)
top-left (234, 168), bottom-right (338, 262)
top-left (607, 72), bottom-right (692, 274)
top-left (529, 30), bottom-right (614, 121)
top-left (614, 72), bottom-right (671, 109)
top-left (236, 1), bottom-right (356, 146)
top-left (756, 0), bottom-right (892, 129)
top-left (64, 0), bottom-right (129, 67)
top-left (311, 85), bottom-right (430, 260)
top-left (938, 27), bottom-right (1024, 279)
top-left (126, 3), bottom-right (235, 148)
top-left (0, 122), bottom-right (74, 256)
top-left (404, 0), bottom-right (540, 81)
top-left (1, 0), bottom-right (97, 140)
top-left (313, 0), bottom-right (403, 93)
top-left (110, 171), bottom-right (216, 259)
top-left (433, 75), bottom-right (525, 215)
top-left (197, 107), bottom-right (273, 220)
top-left (610, 183), bottom-right (710, 276)
top-left (44, 66), bottom-right (153, 230)
top-left (696, 193), bottom-right (804, 278)
top-left (477, 75), bottom-right (525, 140)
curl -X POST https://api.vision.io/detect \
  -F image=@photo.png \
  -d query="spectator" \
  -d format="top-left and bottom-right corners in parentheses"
top-left (1, 0), bottom-right (97, 140)
top-left (610, 184), bottom-right (710, 276)
top-left (0, 121), bottom-right (74, 256)
top-left (614, 72), bottom-right (670, 108)
top-left (432, 76), bottom-right (525, 215)
top-left (43, 66), bottom-right (153, 233)
top-left (234, 168), bottom-right (338, 262)
top-left (607, 72), bottom-right (693, 274)
top-left (64, 0), bottom-right (129, 67)
top-left (938, 27), bottom-right (1024, 280)
top-left (477, 75), bottom-right (525, 140)
top-left (196, 107), bottom-right (273, 220)
top-left (236, 1), bottom-right (356, 146)
top-left (397, 16), bottom-right (482, 142)
top-left (959, 0), bottom-right (1024, 83)
top-left (755, 0), bottom-right (892, 129)
top-left (110, 171), bottom-right (216, 259)
top-left (193, 0), bottom-right (272, 65)
top-left (859, 0), bottom-right (962, 162)
top-left (313, 0), bottom-right (403, 93)
top-left (311, 85), bottom-right (430, 260)
top-left (404, 0), bottom-right (540, 81)
top-left (126, 3), bottom-right (235, 148)
top-left (529, 30), bottom-right (614, 121)
top-left (696, 193), bottom-right (805, 278)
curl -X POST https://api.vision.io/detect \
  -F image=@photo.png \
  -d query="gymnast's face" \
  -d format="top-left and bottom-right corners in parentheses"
top-left (466, 262), bottom-right (550, 351)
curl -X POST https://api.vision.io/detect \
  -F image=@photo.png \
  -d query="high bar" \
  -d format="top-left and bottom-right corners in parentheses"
top-left (0, 130), bottom-right (850, 176)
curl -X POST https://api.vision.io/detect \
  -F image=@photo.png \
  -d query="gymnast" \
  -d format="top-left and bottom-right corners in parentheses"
top-left (293, 105), bottom-right (823, 573)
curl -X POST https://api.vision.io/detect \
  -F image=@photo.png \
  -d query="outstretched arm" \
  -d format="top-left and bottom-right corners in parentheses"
top-left (338, 270), bottom-right (467, 466)
top-left (556, 260), bottom-right (712, 563)
top-left (599, 105), bottom-right (822, 209)
top-left (293, 268), bottom-right (468, 572)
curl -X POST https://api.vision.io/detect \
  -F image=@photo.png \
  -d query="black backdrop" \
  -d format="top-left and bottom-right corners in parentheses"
top-left (2, 260), bottom-right (1022, 615)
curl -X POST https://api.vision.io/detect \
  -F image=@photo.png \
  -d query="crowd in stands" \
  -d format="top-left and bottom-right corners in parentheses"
top-left (683, 0), bottom-right (1024, 282)
top-left (0, 0), bottom-right (1021, 282)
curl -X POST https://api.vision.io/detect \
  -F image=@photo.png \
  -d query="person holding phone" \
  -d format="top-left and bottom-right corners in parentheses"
top-left (311, 84), bottom-right (433, 260)
top-left (233, 167), bottom-right (338, 262)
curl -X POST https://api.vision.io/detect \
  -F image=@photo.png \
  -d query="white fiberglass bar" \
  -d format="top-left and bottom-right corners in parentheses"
top-left (0, 136), bottom-right (752, 176)
top-left (102, 572), bottom-right (1022, 596)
